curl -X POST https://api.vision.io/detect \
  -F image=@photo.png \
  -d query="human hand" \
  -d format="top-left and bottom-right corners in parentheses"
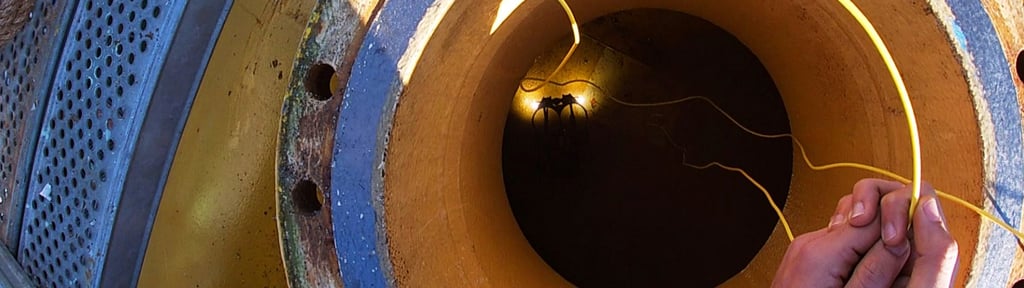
top-left (773, 179), bottom-right (959, 287)
top-left (772, 179), bottom-right (900, 287)
top-left (845, 180), bottom-right (959, 287)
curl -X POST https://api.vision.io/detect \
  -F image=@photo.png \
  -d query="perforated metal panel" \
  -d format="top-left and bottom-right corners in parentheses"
top-left (17, 0), bottom-right (186, 286)
top-left (0, 0), bottom-right (75, 252)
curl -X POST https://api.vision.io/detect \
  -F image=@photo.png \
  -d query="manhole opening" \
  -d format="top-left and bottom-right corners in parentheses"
top-left (305, 62), bottom-right (338, 101)
top-left (501, 9), bottom-right (792, 287)
top-left (292, 179), bottom-right (324, 215)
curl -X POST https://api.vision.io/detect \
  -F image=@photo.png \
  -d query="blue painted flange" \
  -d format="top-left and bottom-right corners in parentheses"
top-left (943, 0), bottom-right (1023, 286)
top-left (329, 0), bottom-right (439, 286)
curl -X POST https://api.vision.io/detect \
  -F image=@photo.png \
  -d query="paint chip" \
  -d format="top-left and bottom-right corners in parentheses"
top-left (39, 184), bottom-right (52, 201)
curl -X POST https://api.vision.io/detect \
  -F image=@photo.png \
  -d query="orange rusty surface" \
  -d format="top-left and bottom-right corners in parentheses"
top-left (382, 0), bottom-right (984, 286)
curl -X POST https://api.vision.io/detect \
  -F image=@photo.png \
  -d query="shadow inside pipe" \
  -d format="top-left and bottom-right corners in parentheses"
top-left (502, 9), bottom-right (793, 287)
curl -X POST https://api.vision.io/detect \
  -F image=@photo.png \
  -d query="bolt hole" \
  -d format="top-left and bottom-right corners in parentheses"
top-left (292, 179), bottom-right (324, 215)
top-left (1016, 49), bottom-right (1023, 84)
top-left (305, 63), bottom-right (339, 101)
top-left (1013, 279), bottom-right (1024, 288)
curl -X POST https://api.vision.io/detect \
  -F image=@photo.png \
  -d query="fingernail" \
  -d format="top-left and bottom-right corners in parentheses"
top-left (829, 213), bottom-right (846, 228)
top-left (883, 222), bottom-right (897, 241)
top-left (923, 198), bottom-right (942, 223)
top-left (886, 239), bottom-right (910, 256)
top-left (851, 202), bottom-right (865, 219)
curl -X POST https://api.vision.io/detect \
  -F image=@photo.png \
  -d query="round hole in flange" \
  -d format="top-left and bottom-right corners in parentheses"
top-left (502, 9), bottom-right (792, 287)
top-left (1016, 50), bottom-right (1023, 84)
top-left (292, 179), bottom-right (324, 215)
top-left (305, 63), bottom-right (339, 101)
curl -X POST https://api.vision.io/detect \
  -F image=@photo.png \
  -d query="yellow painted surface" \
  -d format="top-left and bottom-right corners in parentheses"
top-left (138, 0), bottom-right (314, 286)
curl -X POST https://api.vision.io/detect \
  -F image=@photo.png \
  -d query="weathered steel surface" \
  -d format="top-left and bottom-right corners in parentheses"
top-left (0, 1), bottom-right (33, 45)
top-left (277, 0), bottom-right (382, 286)
top-left (977, 0), bottom-right (1024, 281)
top-left (935, 0), bottom-right (1024, 286)
top-left (0, 0), bottom-right (74, 253)
top-left (16, 0), bottom-right (194, 286)
top-left (0, 244), bottom-right (32, 287)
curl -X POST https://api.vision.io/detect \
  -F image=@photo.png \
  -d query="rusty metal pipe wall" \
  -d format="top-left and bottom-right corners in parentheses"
top-left (122, 0), bottom-right (1024, 286)
top-left (293, 0), bottom-right (1024, 286)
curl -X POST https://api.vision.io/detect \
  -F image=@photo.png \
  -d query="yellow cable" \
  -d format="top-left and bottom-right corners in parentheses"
top-left (523, 0), bottom-right (1022, 244)
top-left (650, 124), bottom-right (794, 240)
top-left (838, 0), bottom-right (923, 220)
top-left (534, 77), bottom-right (1024, 244)
top-left (520, 0), bottom-right (580, 93)
top-left (687, 162), bottom-right (795, 241)
top-left (622, 90), bottom-right (1024, 244)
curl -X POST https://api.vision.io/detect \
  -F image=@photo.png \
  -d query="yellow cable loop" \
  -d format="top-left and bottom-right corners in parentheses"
top-left (528, 76), bottom-right (1024, 241)
top-left (707, 99), bottom-right (1024, 244)
top-left (520, 0), bottom-right (580, 93)
top-left (604, 83), bottom-right (1024, 244)
top-left (524, 0), bottom-right (1024, 243)
top-left (838, 0), bottom-right (923, 220)
top-left (688, 98), bottom-right (1024, 243)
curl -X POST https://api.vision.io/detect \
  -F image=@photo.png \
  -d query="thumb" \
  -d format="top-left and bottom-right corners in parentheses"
top-left (907, 196), bottom-right (959, 288)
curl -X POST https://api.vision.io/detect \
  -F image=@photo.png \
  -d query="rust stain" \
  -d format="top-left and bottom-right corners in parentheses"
top-left (0, 0), bottom-right (70, 251)
top-left (276, 0), bottom-right (383, 286)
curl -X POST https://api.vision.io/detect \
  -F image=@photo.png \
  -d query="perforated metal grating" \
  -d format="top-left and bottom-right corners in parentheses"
top-left (0, 0), bottom-right (75, 252)
top-left (17, 0), bottom-right (186, 286)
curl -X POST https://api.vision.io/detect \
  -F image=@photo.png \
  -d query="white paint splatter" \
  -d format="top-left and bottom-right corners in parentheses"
top-left (39, 184), bottom-right (52, 201)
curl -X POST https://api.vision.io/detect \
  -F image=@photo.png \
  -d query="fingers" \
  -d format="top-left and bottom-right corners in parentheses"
top-left (848, 179), bottom-right (905, 227)
top-left (818, 215), bottom-right (881, 258)
top-left (814, 179), bottom-right (908, 285)
top-left (774, 229), bottom-right (833, 287)
top-left (907, 186), bottom-right (959, 288)
top-left (809, 206), bottom-right (883, 281)
top-left (880, 187), bottom-right (912, 253)
top-left (846, 239), bottom-right (910, 288)
top-left (829, 195), bottom-right (854, 231)
top-left (777, 179), bottom-right (957, 288)
top-left (774, 192), bottom-right (875, 287)
top-left (809, 181), bottom-right (900, 275)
